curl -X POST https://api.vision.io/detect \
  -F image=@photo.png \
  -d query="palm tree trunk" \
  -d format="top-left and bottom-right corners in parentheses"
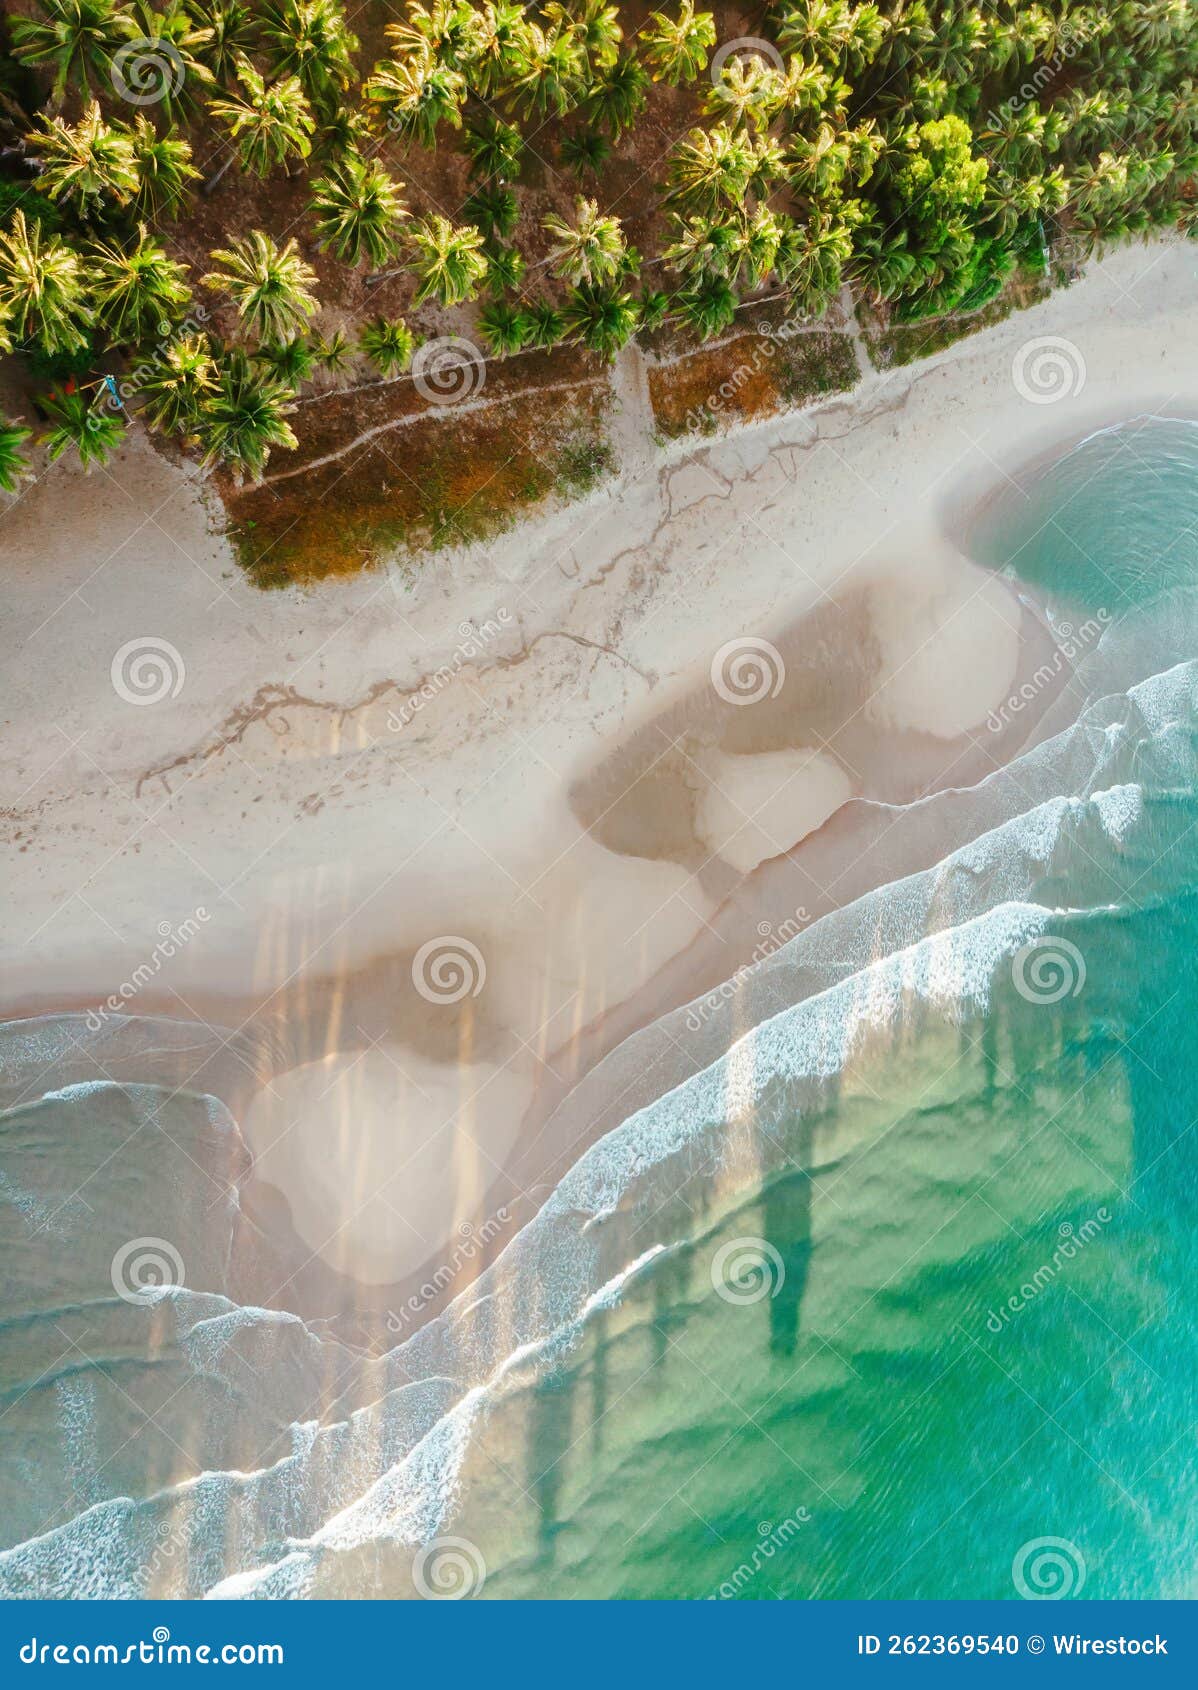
top-left (202, 153), bottom-right (236, 197)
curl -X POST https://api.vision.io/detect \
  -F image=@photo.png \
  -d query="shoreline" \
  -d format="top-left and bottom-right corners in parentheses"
top-left (3, 238), bottom-right (1196, 1310)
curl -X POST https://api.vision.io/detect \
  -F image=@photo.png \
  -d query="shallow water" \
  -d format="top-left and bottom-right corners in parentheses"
top-left (2, 418), bottom-right (1197, 1599)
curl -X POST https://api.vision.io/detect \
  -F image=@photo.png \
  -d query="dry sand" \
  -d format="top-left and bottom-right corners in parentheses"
top-left (3, 239), bottom-right (1195, 1292)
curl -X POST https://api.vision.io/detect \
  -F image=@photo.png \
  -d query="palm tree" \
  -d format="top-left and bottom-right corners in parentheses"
top-left (358, 316), bottom-right (414, 375)
top-left (586, 51), bottom-right (649, 136)
top-left (479, 298), bottom-right (532, 355)
top-left (195, 349), bottom-right (297, 480)
top-left (638, 1), bottom-right (714, 84)
top-left (309, 154), bottom-right (408, 267)
top-left (0, 210), bottom-right (89, 352)
top-left (256, 335), bottom-right (317, 384)
top-left (561, 281), bottom-right (638, 358)
top-left (408, 215), bottom-right (487, 306)
top-left (484, 243), bottom-right (525, 295)
top-left (736, 204), bottom-right (783, 287)
top-left (704, 54), bottom-right (784, 133)
top-left (463, 183), bottom-right (518, 240)
top-left (662, 213), bottom-right (740, 280)
top-left (208, 56), bottom-right (315, 177)
top-left (543, 197), bottom-right (626, 285)
top-left (124, 1), bottom-right (216, 122)
top-left (526, 300), bottom-right (565, 348)
top-left (462, 112), bottom-right (524, 181)
top-left (193, 0), bottom-right (255, 82)
top-left (674, 273), bottom-right (737, 339)
top-left (510, 21), bottom-right (586, 118)
top-left (386, 0), bottom-right (483, 68)
top-left (40, 391), bottom-right (127, 471)
top-left (129, 117), bottom-right (199, 219)
top-left (0, 419), bottom-right (32, 494)
top-left (665, 124), bottom-right (755, 216)
top-left (560, 130), bottom-right (610, 178)
top-left (470, 0), bottom-right (527, 96)
top-left (10, 0), bottom-right (135, 107)
top-left (547, 0), bottom-right (622, 73)
top-left (202, 230), bottom-right (319, 341)
top-left (636, 289), bottom-right (670, 332)
top-left (136, 332), bottom-right (217, 433)
top-left (27, 103), bottom-right (139, 215)
top-left (260, 0), bottom-right (359, 108)
top-left (315, 328), bottom-right (352, 374)
top-left (89, 226), bottom-right (191, 344)
top-left (364, 47), bottom-right (466, 149)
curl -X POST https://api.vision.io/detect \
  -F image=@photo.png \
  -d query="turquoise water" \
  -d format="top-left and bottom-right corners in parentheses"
top-left (2, 417), bottom-right (1197, 1599)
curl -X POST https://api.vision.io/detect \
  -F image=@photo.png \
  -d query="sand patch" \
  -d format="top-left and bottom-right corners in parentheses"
top-left (865, 556), bottom-right (1021, 739)
top-left (693, 748), bottom-right (853, 874)
top-left (243, 1049), bottom-right (532, 1285)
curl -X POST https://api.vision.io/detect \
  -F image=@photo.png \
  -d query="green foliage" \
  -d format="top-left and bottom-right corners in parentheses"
top-left (195, 348), bottom-right (298, 479)
top-left (358, 315), bottom-right (415, 375)
top-left (202, 230), bottom-right (319, 342)
top-left (0, 418), bottom-right (32, 493)
top-left (39, 389), bottom-right (126, 470)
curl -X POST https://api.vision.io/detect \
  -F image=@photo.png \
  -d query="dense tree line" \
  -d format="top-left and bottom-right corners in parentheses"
top-left (0, 0), bottom-right (1194, 487)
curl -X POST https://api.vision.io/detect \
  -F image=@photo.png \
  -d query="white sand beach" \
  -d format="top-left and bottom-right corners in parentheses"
top-left (3, 238), bottom-right (1195, 1291)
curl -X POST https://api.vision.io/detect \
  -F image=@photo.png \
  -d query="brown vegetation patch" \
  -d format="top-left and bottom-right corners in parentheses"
top-left (648, 328), bottom-right (859, 439)
top-left (221, 356), bottom-right (616, 588)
